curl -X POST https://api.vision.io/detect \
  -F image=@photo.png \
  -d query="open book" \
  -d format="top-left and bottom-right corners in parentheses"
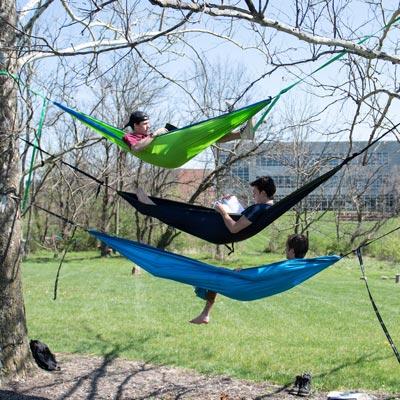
top-left (215, 195), bottom-right (245, 214)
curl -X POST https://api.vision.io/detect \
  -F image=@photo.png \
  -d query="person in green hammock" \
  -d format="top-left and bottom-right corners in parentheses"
top-left (122, 111), bottom-right (255, 152)
top-left (122, 111), bottom-right (166, 152)
top-left (189, 233), bottom-right (309, 324)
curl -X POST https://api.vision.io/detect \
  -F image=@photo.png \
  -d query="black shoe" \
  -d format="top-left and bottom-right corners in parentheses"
top-left (240, 118), bottom-right (255, 139)
top-left (289, 375), bottom-right (303, 395)
top-left (298, 372), bottom-right (312, 397)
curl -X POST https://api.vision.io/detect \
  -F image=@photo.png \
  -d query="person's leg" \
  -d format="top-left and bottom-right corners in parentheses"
top-left (189, 291), bottom-right (217, 324)
top-left (216, 119), bottom-right (254, 143)
top-left (217, 130), bottom-right (241, 143)
top-left (240, 118), bottom-right (254, 139)
top-left (136, 187), bottom-right (156, 205)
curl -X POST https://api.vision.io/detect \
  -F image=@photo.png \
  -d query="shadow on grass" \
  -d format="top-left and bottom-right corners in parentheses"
top-left (252, 384), bottom-right (292, 399)
top-left (253, 350), bottom-right (395, 399)
top-left (56, 328), bottom-right (159, 400)
top-left (24, 255), bottom-right (102, 264)
top-left (315, 350), bottom-right (395, 380)
top-left (58, 346), bottom-right (158, 400)
top-left (0, 391), bottom-right (49, 400)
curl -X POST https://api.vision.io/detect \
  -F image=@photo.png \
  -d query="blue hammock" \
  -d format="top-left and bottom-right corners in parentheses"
top-left (89, 230), bottom-right (341, 301)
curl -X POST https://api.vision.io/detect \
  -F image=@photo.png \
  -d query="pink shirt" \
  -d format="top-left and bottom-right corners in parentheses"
top-left (123, 132), bottom-right (149, 148)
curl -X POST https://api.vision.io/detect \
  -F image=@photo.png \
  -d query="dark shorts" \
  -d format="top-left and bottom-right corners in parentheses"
top-left (194, 287), bottom-right (208, 300)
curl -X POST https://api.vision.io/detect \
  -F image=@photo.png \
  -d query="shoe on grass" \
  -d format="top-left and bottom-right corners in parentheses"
top-left (298, 372), bottom-right (312, 397)
top-left (289, 375), bottom-right (303, 395)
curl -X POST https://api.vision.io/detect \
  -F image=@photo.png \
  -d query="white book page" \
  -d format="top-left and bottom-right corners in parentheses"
top-left (216, 196), bottom-right (245, 214)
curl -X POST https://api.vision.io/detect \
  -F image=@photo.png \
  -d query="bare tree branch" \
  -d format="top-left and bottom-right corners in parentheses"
top-left (149, 1), bottom-right (400, 64)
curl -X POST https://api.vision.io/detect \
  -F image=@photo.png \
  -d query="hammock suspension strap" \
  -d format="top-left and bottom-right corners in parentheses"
top-left (253, 15), bottom-right (400, 132)
top-left (22, 97), bottom-right (49, 211)
top-left (355, 247), bottom-right (400, 364)
top-left (20, 138), bottom-right (107, 199)
top-left (224, 242), bottom-right (235, 255)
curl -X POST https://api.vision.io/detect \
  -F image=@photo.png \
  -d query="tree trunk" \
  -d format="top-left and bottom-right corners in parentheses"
top-left (0, 0), bottom-right (32, 381)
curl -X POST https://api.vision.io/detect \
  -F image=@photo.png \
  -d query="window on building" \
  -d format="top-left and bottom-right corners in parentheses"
top-left (231, 162), bottom-right (249, 181)
top-left (256, 156), bottom-right (282, 166)
top-left (365, 152), bottom-right (389, 165)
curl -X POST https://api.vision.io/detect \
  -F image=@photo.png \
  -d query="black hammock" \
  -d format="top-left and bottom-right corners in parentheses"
top-left (118, 146), bottom-right (370, 245)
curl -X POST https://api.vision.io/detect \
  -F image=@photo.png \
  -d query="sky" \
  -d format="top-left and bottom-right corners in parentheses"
top-left (16, 0), bottom-right (400, 169)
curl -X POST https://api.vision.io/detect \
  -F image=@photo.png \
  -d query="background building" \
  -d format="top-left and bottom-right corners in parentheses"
top-left (220, 140), bottom-right (400, 214)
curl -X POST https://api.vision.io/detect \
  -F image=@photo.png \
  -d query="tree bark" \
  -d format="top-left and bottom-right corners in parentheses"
top-left (0, 0), bottom-right (32, 381)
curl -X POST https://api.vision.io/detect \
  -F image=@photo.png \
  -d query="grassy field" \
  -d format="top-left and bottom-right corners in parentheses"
top-left (23, 242), bottom-right (400, 393)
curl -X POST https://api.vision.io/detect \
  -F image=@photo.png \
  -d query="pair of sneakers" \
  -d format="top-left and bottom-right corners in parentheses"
top-left (289, 372), bottom-right (312, 397)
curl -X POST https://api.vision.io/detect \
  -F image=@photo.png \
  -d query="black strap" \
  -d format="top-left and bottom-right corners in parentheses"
top-left (53, 226), bottom-right (77, 300)
top-left (30, 204), bottom-right (86, 301)
top-left (33, 203), bottom-right (82, 229)
top-left (355, 248), bottom-right (400, 364)
top-left (342, 224), bottom-right (400, 258)
top-left (21, 138), bottom-right (106, 197)
top-left (340, 121), bottom-right (400, 167)
top-left (224, 243), bottom-right (235, 255)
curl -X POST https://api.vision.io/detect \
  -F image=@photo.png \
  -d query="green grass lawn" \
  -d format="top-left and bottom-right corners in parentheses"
top-left (23, 248), bottom-right (400, 392)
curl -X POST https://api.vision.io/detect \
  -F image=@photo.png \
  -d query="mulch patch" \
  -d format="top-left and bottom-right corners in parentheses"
top-left (0, 354), bottom-right (397, 399)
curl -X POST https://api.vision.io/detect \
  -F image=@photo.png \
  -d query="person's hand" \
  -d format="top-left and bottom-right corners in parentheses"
top-left (215, 202), bottom-right (229, 215)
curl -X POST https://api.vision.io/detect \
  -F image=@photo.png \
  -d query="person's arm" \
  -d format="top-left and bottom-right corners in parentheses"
top-left (215, 203), bottom-right (252, 233)
top-left (130, 135), bottom-right (154, 151)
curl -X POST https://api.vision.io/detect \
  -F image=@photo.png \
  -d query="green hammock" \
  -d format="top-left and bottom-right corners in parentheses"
top-left (53, 98), bottom-right (271, 168)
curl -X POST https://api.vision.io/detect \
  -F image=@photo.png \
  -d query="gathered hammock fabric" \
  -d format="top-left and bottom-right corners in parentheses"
top-left (89, 230), bottom-right (340, 301)
top-left (118, 149), bottom-right (363, 245)
top-left (53, 98), bottom-right (271, 169)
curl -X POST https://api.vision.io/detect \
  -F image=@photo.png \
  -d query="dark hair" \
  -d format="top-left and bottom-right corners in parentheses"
top-left (286, 234), bottom-right (309, 258)
top-left (250, 176), bottom-right (276, 198)
top-left (124, 111), bottom-right (149, 129)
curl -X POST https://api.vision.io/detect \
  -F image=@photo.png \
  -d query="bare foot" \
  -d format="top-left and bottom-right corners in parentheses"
top-left (136, 187), bottom-right (156, 205)
top-left (189, 315), bottom-right (209, 324)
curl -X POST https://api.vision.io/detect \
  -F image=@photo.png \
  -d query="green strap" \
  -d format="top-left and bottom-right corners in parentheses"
top-left (0, 69), bottom-right (47, 99)
top-left (1, 69), bottom-right (49, 210)
top-left (22, 97), bottom-right (48, 211)
top-left (0, 70), bottom-right (19, 82)
top-left (254, 16), bottom-right (400, 132)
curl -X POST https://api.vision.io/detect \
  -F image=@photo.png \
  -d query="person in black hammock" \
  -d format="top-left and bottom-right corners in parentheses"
top-left (214, 175), bottom-right (276, 233)
top-left (136, 175), bottom-right (276, 234)
top-left (190, 233), bottom-right (309, 324)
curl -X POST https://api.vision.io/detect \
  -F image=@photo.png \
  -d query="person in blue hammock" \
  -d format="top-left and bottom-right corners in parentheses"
top-left (122, 111), bottom-right (255, 152)
top-left (189, 233), bottom-right (309, 324)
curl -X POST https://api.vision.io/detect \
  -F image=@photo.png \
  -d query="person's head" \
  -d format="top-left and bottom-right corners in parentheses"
top-left (124, 111), bottom-right (150, 134)
top-left (286, 234), bottom-right (309, 259)
top-left (250, 176), bottom-right (276, 202)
